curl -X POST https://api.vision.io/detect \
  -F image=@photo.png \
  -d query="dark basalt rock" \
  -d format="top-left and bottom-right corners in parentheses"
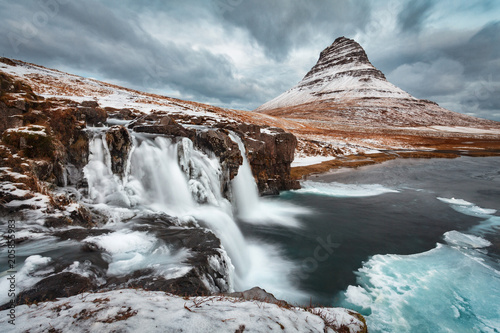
top-left (194, 129), bottom-right (242, 179)
top-left (77, 101), bottom-right (107, 126)
top-left (105, 125), bottom-right (132, 177)
top-left (100, 214), bottom-right (232, 295)
top-left (134, 124), bottom-right (195, 139)
top-left (1, 272), bottom-right (95, 309)
top-left (227, 124), bottom-right (300, 195)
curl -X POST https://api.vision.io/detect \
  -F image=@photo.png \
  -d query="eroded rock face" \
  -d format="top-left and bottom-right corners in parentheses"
top-left (227, 124), bottom-right (300, 195)
top-left (77, 100), bottom-right (107, 126)
top-left (195, 129), bottom-right (242, 176)
top-left (105, 125), bottom-right (132, 177)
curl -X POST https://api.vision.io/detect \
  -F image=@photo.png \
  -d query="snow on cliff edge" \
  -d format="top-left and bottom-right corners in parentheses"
top-left (0, 289), bottom-right (367, 333)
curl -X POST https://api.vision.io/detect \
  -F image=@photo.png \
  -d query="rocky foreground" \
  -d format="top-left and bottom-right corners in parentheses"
top-left (0, 288), bottom-right (367, 333)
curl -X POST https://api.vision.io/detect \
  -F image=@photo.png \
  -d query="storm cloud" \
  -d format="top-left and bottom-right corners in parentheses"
top-left (0, 0), bottom-right (499, 121)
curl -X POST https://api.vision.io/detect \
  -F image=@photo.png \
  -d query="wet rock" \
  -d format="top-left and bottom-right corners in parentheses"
top-left (193, 129), bottom-right (243, 198)
top-left (77, 100), bottom-right (107, 126)
top-left (111, 214), bottom-right (233, 295)
top-left (3, 272), bottom-right (94, 308)
top-left (105, 125), bottom-right (132, 177)
top-left (231, 124), bottom-right (300, 195)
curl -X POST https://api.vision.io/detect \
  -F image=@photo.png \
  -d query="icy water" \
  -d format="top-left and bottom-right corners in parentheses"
top-left (240, 156), bottom-right (500, 332)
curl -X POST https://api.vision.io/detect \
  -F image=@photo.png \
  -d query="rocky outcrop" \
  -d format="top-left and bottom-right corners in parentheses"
top-left (131, 113), bottom-right (299, 195)
top-left (5, 273), bottom-right (94, 308)
top-left (223, 123), bottom-right (300, 195)
top-left (105, 125), bottom-right (132, 177)
top-left (193, 129), bottom-right (242, 194)
top-left (108, 213), bottom-right (233, 295)
top-left (245, 127), bottom-right (300, 195)
top-left (77, 100), bottom-right (107, 126)
top-left (0, 74), bottom-right (100, 226)
top-left (0, 72), bottom-right (33, 133)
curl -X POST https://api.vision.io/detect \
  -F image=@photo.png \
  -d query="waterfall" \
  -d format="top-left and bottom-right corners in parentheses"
top-left (83, 130), bottom-right (308, 301)
top-left (229, 133), bottom-right (261, 219)
top-left (84, 132), bottom-right (252, 286)
top-left (229, 133), bottom-right (309, 228)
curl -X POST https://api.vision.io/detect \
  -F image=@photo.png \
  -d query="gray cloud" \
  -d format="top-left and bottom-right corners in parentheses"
top-left (385, 19), bottom-right (500, 120)
top-left (397, 0), bottom-right (434, 33)
top-left (0, 1), bottom-right (499, 121)
top-left (217, 0), bottom-right (372, 61)
top-left (0, 0), bottom-right (264, 106)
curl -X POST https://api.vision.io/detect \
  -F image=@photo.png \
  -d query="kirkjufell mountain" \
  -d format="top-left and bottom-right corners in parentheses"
top-left (256, 37), bottom-right (498, 128)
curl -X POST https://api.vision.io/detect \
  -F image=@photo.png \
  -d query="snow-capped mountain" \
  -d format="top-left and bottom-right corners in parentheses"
top-left (256, 36), bottom-right (413, 110)
top-left (255, 37), bottom-right (499, 129)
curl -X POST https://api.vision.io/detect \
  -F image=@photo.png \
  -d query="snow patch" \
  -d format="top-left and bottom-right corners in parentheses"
top-left (0, 289), bottom-right (366, 333)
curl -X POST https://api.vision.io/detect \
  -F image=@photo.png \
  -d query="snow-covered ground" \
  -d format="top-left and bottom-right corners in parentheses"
top-left (291, 155), bottom-right (336, 167)
top-left (0, 289), bottom-right (366, 333)
top-left (405, 126), bottom-right (500, 135)
top-left (0, 60), bottom-right (223, 120)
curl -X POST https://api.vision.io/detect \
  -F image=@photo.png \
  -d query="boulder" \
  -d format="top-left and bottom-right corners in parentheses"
top-left (77, 100), bottom-right (107, 126)
top-left (2, 272), bottom-right (94, 308)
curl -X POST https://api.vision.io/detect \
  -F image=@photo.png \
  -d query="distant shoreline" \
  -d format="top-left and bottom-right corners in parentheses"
top-left (291, 149), bottom-right (500, 180)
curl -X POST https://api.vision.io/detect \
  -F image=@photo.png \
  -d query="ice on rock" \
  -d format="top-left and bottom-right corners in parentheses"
top-left (83, 229), bottom-right (192, 278)
top-left (297, 181), bottom-right (399, 198)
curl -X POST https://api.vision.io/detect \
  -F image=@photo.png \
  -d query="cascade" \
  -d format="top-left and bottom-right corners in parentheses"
top-left (229, 133), bottom-right (309, 228)
top-left (84, 131), bottom-right (251, 287)
top-left (228, 133), bottom-right (261, 218)
top-left (83, 129), bottom-right (306, 301)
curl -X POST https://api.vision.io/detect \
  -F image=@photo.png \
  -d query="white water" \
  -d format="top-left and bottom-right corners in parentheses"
top-left (230, 133), bottom-right (310, 228)
top-left (297, 181), bottom-right (399, 198)
top-left (83, 131), bottom-right (307, 301)
top-left (341, 197), bottom-right (500, 332)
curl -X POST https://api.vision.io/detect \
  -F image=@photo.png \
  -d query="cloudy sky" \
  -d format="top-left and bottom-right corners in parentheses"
top-left (1, 0), bottom-right (499, 121)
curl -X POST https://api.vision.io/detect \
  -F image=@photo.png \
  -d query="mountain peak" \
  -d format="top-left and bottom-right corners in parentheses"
top-left (302, 36), bottom-right (386, 84)
top-left (255, 37), bottom-right (413, 112)
top-left (255, 37), bottom-right (500, 128)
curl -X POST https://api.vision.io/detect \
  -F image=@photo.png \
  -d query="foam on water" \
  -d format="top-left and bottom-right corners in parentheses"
top-left (238, 241), bottom-right (309, 304)
top-left (342, 244), bottom-right (500, 332)
top-left (437, 197), bottom-right (497, 217)
top-left (296, 181), bottom-right (399, 198)
top-left (469, 216), bottom-right (500, 236)
top-left (341, 197), bottom-right (500, 332)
